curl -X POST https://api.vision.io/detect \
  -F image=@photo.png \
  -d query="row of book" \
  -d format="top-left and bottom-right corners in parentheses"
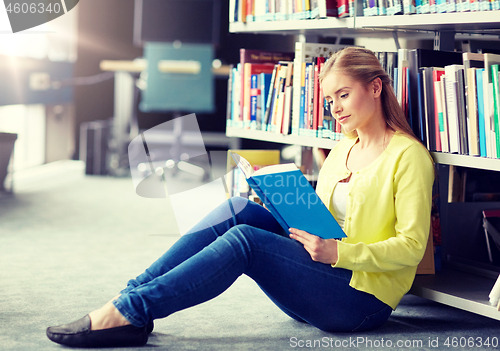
top-left (363, 0), bottom-right (500, 15)
top-left (230, 0), bottom-right (354, 21)
top-left (230, 0), bottom-right (500, 22)
top-left (227, 45), bottom-right (500, 159)
top-left (226, 44), bottom-right (351, 140)
top-left (403, 49), bottom-right (500, 158)
top-left (226, 44), bottom-right (399, 141)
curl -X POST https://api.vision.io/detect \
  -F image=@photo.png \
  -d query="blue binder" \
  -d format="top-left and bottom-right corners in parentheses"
top-left (140, 42), bottom-right (214, 113)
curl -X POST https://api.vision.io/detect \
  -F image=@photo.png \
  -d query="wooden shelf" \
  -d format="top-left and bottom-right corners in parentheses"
top-left (411, 266), bottom-right (500, 321)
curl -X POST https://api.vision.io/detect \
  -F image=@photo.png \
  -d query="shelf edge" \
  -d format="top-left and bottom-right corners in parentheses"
top-left (226, 127), bottom-right (340, 149)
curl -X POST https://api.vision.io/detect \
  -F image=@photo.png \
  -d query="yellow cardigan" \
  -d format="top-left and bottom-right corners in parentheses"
top-left (316, 131), bottom-right (435, 310)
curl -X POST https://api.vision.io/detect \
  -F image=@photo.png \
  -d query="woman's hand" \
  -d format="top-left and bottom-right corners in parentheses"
top-left (289, 228), bottom-right (338, 265)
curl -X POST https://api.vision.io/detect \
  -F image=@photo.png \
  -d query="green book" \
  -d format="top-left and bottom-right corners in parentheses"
top-left (492, 64), bottom-right (500, 158)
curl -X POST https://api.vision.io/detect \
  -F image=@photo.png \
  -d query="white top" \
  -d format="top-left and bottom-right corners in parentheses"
top-left (331, 182), bottom-right (349, 230)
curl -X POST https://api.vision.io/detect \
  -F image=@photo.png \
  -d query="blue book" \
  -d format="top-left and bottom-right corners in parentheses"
top-left (437, 0), bottom-right (447, 12)
top-left (299, 73), bottom-right (306, 135)
top-left (393, 67), bottom-right (398, 93)
top-left (476, 68), bottom-right (487, 158)
top-left (231, 152), bottom-right (346, 240)
top-left (262, 65), bottom-right (279, 132)
top-left (250, 74), bottom-right (259, 129)
top-left (259, 73), bottom-right (272, 130)
top-left (417, 69), bottom-right (426, 145)
top-left (301, 63), bottom-right (312, 136)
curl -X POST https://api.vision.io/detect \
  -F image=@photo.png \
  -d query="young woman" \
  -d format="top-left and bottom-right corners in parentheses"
top-left (47, 47), bottom-right (435, 348)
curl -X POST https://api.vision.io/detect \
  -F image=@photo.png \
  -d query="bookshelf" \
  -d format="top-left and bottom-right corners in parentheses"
top-left (226, 11), bottom-right (500, 320)
top-left (229, 11), bottom-right (500, 37)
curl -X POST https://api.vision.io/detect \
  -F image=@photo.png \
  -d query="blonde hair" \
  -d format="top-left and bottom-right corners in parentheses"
top-left (319, 47), bottom-right (417, 140)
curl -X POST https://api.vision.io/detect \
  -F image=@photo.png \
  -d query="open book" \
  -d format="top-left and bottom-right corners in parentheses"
top-left (230, 152), bottom-right (346, 240)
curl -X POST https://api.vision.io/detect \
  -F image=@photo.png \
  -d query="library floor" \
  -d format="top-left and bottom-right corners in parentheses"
top-left (1, 160), bottom-right (500, 351)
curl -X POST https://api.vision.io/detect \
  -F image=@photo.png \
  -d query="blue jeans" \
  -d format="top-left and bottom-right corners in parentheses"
top-left (113, 197), bottom-right (392, 332)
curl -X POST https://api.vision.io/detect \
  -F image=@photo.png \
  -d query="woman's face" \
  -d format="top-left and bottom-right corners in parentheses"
top-left (321, 71), bottom-right (382, 134)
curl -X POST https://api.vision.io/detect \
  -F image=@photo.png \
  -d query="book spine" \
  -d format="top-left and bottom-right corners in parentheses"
top-left (250, 74), bottom-right (259, 130)
top-left (292, 42), bottom-right (305, 135)
top-left (232, 65), bottom-right (242, 128)
top-left (417, 69), bottom-right (426, 146)
top-left (446, 0), bottom-right (456, 12)
top-left (456, 68), bottom-right (469, 155)
top-left (299, 62), bottom-right (306, 135)
top-left (312, 58), bottom-right (320, 137)
top-left (338, 0), bottom-right (350, 16)
top-left (241, 62), bottom-right (250, 128)
top-left (403, 0), bottom-right (416, 12)
top-left (275, 63), bottom-right (289, 134)
top-left (259, 73), bottom-right (272, 130)
top-left (308, 62), bottom-right (315, 137)
top-left (282, 63), bottom-right (294, 134)
top-left (318, 59), bottom-right (326, 138)
top-left (262, 64), bottom-right (279, 131)
top-left (483, 69), bottom-right (493, 158)
top-left (434, 79), bottom-right (446, 152)
top-left (475, 69), bottom-right (486, 157)
top-left (301, 63), bottom-right (311, 136)
top-left (439, 78), bottom-right (450, 153)
top-left (230, 0), bottom-right (237, 22)
top-left (271, 63), bottom-right (287, 133)
top-left (466, 68), bottom-right (480, 156)
top-left (476, 69), bottom-right (487, 157)
top-left (487, 80), bottom-right (496, 158)
top-left (227, 66), bottom-right (234, 128)
top-left (437, 0), bottom-right (447, 12)
top-left (420, 0), bottom-right (431, 12)
top-left (444, 66), bottom-right (461, 153)
top-left (491, 64), bottom-right (500, 158)
top-left (429, 0), bottom-right (437, 11)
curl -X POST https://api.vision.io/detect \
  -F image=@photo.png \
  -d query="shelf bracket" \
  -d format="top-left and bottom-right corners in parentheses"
top-left (297, 33), bottom-right (319, 43)
top-left (392, 31), bottom-right (401, 51)
top-left (434, 31), bottom-right (455, 51)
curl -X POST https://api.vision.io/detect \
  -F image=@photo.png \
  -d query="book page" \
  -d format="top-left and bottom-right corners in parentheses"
top-left (230, 152), bottom-right (254, 178)
top-left (253, 163), bottom-right (298, 176)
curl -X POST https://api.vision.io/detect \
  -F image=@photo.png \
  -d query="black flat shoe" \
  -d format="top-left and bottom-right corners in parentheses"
top-left (46, 315), bottom-right (148, 348)
top-left (146, 320), bottom-right (154, 334)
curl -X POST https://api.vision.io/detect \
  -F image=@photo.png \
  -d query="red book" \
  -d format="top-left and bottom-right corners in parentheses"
top-left (337, 0), bottom-right (349, 17)
top-left (318, 60), bottom-right (326, 136)
top-left (433, 69), bottom-right (446, 152)
top-left (313, 57), bottom-right (326, 136)
top-left (239, 49), bottom-right (295, 126)
top-left (243, 63), bottom-right (276, 128)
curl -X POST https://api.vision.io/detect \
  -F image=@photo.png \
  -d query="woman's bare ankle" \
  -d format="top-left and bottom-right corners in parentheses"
top-left (88, 301), bottom-right (130, 331)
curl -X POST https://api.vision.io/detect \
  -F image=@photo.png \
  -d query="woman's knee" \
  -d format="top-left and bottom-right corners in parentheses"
top-left (221, 224), bottom-right (264, 252)
top-left (228, 197), bottom-right (260, 219)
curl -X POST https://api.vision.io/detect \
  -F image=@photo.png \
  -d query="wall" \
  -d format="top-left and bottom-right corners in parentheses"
top-left (73, 0), bottom-right (297, 157)
top-left (73, 0), bottom-right (142, 159)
